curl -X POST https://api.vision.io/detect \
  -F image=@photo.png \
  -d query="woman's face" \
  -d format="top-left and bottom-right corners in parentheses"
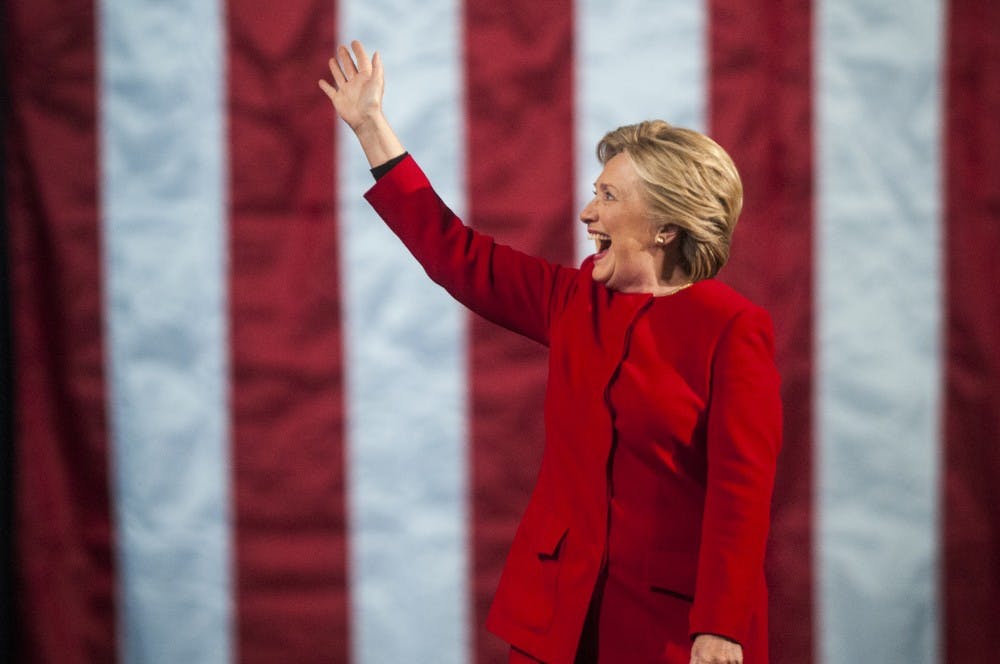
top-left (580, 152), bottom-right (666, 293)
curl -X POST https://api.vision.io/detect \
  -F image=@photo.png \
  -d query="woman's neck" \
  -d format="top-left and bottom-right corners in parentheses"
top-left (650, 250), bottom-right (692, 296)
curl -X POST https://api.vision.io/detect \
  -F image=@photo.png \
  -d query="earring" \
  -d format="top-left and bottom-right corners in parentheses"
top-left (655, 236), bottom-right (666, 245)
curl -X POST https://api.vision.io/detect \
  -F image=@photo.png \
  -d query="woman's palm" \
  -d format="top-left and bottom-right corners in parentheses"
top-left (319, 41), bottom-right (383, 131)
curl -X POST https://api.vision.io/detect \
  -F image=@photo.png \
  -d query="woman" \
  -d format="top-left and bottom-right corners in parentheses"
top-left (319, 41), bottom-right (782, 664)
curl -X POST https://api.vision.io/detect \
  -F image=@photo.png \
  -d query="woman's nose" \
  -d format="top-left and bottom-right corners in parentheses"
top-left (580, 199), bottom-right (596, 224)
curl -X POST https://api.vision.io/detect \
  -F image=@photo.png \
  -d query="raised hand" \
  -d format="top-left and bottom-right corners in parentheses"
top-left (318, 40), bottom-right (404, 167)
top-left (319, 41), bottom-right (383, 131)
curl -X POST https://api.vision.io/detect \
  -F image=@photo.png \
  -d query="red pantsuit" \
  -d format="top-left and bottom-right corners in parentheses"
top-left (365, 156), bottom-right (782, 664)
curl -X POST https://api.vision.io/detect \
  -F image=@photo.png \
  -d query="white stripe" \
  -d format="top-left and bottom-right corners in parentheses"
top-left (816, 1), bottom-right (943, 662)
top-left (574, 0), bottom-right (707, 262)
top-left (98, 2), bottom-right (233, 662)
top-left (337, 4), bottom-right (469, 663)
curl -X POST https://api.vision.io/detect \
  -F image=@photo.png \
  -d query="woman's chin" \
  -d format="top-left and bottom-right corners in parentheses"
top-left (591, 260), bottom-right (612, 285)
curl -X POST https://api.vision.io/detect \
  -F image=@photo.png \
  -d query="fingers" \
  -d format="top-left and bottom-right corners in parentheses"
top-left (689, 635), bottom-right (742, 664)
top-left (351, 40), bottom-right (371, 75)
top-left (327, 55), bottom-right (345, 88)
top-left (337, 44), bottom-right (359, 79)
top-left (317, 78), bottom-right (336, 101)
top-left (322, 41), bottom-right (375, 97)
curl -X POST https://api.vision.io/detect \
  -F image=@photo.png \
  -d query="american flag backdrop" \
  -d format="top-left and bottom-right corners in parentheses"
top-left (2, 0), bottom-right (998, 662)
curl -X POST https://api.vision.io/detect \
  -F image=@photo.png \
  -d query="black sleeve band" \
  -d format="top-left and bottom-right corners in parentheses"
top-left (370, 152), bottom-right (409, 181)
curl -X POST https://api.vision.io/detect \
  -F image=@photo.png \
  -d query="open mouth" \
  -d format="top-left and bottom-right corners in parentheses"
top-left (588, 230), bottom-right (612, 258)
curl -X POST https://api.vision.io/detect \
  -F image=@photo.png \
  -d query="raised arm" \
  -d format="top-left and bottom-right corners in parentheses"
top-left (318, 40), bottom-right (404, 168)
top-left (319, 41), bottom-right (578, 345)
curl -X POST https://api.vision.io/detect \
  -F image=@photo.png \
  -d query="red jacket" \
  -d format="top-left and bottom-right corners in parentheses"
top-left (365, 156), bottom-right (782, 664)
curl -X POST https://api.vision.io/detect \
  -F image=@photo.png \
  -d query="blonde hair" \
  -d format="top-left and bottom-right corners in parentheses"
top-left (596, 120), bottom-right (743, 281)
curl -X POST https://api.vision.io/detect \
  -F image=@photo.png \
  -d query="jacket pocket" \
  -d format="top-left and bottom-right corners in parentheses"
top-left (646, 548), bottom-right (697, 603)
top-left (534, 515), bottom-right (569, 560)
top-left (494, 508), bottom-right (569, 634)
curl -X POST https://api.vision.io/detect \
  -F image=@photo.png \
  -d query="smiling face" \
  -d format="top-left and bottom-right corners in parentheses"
top-left (580, 152), bottom-right (674, 293)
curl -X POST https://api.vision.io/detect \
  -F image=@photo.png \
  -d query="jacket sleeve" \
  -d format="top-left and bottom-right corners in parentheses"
top-left (689, 305), bottom-right (783, 643)
top-left (364, 155), bottom-right (577, 346)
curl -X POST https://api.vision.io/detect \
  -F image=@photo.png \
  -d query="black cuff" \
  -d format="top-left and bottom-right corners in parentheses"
top-left (370, 152), bottom-right (409, 180)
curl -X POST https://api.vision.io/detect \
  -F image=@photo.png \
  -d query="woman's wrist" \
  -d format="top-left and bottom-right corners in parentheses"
top-left (353, 112), bottom-right (405, 167)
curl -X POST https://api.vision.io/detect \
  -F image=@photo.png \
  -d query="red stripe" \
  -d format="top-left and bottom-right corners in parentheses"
top-left (708, 1), bottom-right (815, 661)
top-left (226, 2), bottom-right (350, 661)
top-left (5, 4), bottom-right (117, 662)
top-left (944, 2), bottom-right (1000, 662)
top-left (463, 3), bottom-right (577, 660)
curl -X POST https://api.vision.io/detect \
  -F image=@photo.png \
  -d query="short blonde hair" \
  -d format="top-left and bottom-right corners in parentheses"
top-left (597, 120), bottom-right (743, 281)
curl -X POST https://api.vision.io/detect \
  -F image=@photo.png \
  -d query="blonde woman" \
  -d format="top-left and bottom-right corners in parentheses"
top-left (320, 41), bottom-right (782, 664)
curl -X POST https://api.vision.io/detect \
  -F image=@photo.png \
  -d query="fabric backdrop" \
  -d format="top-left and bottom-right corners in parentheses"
top-left (2, 0), bottom-right (997, 662)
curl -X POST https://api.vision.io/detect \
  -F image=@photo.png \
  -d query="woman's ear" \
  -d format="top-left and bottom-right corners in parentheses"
top-left (654, 224), bottom-right (680, 247)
